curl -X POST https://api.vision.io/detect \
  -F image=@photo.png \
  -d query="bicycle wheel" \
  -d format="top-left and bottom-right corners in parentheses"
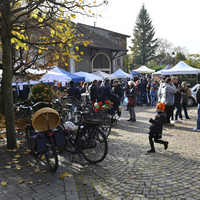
top-left (45, 137), bottom-right (58, 172)
top-left (101, 116), bottom-right (112, 138)
top-left (79, 126), bottom-right (108, 164)
top-left (56, 124), bottom-right (66, 154)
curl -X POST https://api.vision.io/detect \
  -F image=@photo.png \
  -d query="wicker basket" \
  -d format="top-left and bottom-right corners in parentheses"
top-left (32, 107), bottom-right (60, 132)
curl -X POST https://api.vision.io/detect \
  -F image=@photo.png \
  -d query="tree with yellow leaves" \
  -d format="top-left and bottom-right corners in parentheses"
top-left (0, 0), bottom-right (108, 150)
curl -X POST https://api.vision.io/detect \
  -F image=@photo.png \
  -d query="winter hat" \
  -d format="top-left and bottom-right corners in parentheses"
top-left (156, 102), bottom-right (165, 111)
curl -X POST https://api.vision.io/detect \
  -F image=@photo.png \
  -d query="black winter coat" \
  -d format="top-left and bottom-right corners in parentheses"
top-left (90, 84), bottom-right (99, 102)
top-left (100, 83), bottom-right (117, 102)
top-left (67, 85), bottom-right (81, 100)
top-left (149, 111), bottom-right (166, 136)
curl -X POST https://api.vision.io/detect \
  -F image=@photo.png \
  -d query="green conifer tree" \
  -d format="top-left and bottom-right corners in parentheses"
top-left (130, 4), bottom-right (158, 68)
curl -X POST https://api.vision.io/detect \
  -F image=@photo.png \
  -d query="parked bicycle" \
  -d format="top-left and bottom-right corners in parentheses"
top-left (51, 97), bottom-right (108, 163)
top-left (14, 101), bottom-right (63, 172)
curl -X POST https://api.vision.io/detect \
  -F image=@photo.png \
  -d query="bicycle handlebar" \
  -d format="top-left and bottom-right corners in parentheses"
top-left (14, 101), bottom-right (51, 110)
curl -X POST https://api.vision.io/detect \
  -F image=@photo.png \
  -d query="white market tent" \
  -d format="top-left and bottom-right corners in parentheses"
top-left (93, 70), bottom-right (117, 80)
top-left (152, 64), bottom-right (171, 75)
top-left (134, 65), bottom-right (155, 74)
top-left (73, 71), bottom-right (103, 82)
top-left (161, 61), bottom-right (200, 75)
top-left (111, 69), bottom-right (130, 78)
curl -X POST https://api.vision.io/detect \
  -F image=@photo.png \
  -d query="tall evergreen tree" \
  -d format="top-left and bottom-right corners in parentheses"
top-left (130, 4), bottom-right (158, 68)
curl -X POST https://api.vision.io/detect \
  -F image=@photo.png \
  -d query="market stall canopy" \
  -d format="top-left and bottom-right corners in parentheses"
top-left (50, 66), bottom-right (85, 82)
top-left (152, 64), bottom-right (171, 75)
top-left (161, 61), bottom-right (200, 75)
top-left (130, 70), bottom-right (142, 75)
top-left (93, 70), bottom-right (117, 80)
top-left (73, 71), bottom-right (103, 82)
top-left (111, 69), bottom-right (130, 78)
top-left (134, 66), bottom-right (155, 73)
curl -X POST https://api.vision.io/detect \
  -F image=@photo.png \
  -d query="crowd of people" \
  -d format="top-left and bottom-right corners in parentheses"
top-left (66, 75), bottom-right (194, 126)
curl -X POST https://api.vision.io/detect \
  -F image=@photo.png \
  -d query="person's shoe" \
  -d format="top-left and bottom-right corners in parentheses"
top-left (131, 119), bottom-right (136, 122)
top-left (171, 120), bottom-right (176, 124)
top-left (164, 142), bottom-right (168, 150)
top-left (127, 118), bottom-right (132, 121)
top-left (193, 128), bottom-right (200, 131)
top-left (185, 117), bottom-right (191, 119)
top-left (147, 149), bottom-right (155, 153)
top-left (118, 117), bottom-right (121, 121)
top-left (165, 123), bottom-right (174, 126)
top-left (176, 119), bottom-right (182, 123)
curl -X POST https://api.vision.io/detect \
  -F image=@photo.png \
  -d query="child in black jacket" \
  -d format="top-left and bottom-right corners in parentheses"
top-left (147, 102), bottom-right (168, 153)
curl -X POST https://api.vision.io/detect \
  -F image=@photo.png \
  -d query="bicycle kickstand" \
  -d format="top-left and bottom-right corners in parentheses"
top-left (33, 153), bottom-right (44, 168)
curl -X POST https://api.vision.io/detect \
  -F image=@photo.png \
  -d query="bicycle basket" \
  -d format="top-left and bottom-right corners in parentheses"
top-left (32, 107), bottom-right (60, 132)
top-left (83, 108), bottom-right (108, 123)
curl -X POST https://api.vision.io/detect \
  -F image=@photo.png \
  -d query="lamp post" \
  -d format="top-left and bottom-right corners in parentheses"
top-left (172, 52), bottom-right (175, 66)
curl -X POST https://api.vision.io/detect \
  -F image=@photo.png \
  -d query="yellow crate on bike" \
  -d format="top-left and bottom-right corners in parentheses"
top-left (52, 129), bottom-right (66, 148)
top-left (28, 131), bottom-right (47, 153)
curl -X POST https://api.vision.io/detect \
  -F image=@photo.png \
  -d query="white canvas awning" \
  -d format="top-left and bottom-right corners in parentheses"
top-left (111, 69), bottom-right (130, 78)
top-left (161, 61), bottom-right (200, 75)
top-left (134, 66), bottom-right (155, 73)
top-left (73, 71), bottom-right (103, 82)
top-left (93, 70), bottom-right (117, 80)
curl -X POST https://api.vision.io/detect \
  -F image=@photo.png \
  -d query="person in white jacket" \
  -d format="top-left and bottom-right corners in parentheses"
top-left (159, 77), bottom-right (177, 126)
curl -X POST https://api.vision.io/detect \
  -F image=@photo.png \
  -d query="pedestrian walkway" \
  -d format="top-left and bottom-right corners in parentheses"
top-left (0, 105), bottom-right (200, 199)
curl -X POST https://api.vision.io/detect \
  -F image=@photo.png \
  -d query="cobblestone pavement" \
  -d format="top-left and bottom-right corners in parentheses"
top-left (71, 105), bottom-right (200, 200)
top-left (0, 105), bottom-right (200, 200)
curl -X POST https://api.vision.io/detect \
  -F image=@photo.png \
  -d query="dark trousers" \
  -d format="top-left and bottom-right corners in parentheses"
top-left (149, 131), bottom-right (166, 150)
top-left (165, 105), bottom-right (174, 123)
top-left (180, 100), bottom-right (189, 118)
top-left (171, 104), bottom-right (182, 120)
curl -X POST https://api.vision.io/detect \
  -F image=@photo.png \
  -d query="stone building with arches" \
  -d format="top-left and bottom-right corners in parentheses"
top-left (65, 23), bottom-right (130, 75)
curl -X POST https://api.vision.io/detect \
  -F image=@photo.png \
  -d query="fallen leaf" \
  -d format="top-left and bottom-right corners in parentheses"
top-left (7, 162), bottom-right (13, 165)
top-left (131, 176), bottom-right (137, 179)
top-left (83, 182), bottom-right (87, 185)
top-left (2, 142), bottom-right (4, 144)
top-left (0, 135), bottom-right (4, 139)
top-left (17, 165), bottom-right (24, 170)
top-left (13, 161), bottom-right (19, 164)
top-left (29, 172), bottom-right (34, 175)
top-left (26, 162), bottom-right (31, 166)
top-left (1, 181), bottom-right (8, 186)
top-left (26, 149), bottom-right (31, 152)
top-left (60, 174), bottom-right (65, 179)
top-left (24, 152), bottom-right (29, 155)
top-left (18, 180), bottom-right (25, 184)
top-left (14, 154), bottom-right (20, 158)
top-left (21, 135), bottom-right (26, 138)
top-left (46, 182), bottom-right (50, 186)
top-left (42, 170), bottom-right (47, 173)
top-left (63, 172), bottom-right (69, 176)
top-left (39, 157), bottom-right (44, 160)
top-left (37, 180), bottom-right (42, 183)
top-left (12, 158), bottom-right (18, 161)
top-left (34, 168), bottom-right (40, 172)
top-left (20, 140), bottom-right (24, 143)
top-left (4, 166), bottom-right (11, 169)
top-left (26, 181), bottom-right (33, 184)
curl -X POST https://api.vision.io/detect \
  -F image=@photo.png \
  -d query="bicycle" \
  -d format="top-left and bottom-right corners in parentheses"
top-left (14, 101), bottom-right (61, 172)
top-left (51, 97), bottom-right (108, 164)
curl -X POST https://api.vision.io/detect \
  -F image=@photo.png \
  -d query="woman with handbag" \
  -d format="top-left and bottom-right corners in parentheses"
top-left (127, 81), bottom-right (137, 122)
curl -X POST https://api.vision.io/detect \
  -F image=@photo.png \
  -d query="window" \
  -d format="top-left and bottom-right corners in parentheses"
top-left (93, 54), bottom-right (109, 69)
top-left (116, 38), bottom-right (121, 45)
top-left (117, 58), bottom-right (121, 67)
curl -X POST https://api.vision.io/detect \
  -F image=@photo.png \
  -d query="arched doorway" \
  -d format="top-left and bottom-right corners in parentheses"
top-left (92, 53), bottom-right (111, 73)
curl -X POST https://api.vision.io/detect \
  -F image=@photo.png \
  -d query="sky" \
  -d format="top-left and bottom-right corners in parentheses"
top-left (75, 0), bottom-right (200, 55)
